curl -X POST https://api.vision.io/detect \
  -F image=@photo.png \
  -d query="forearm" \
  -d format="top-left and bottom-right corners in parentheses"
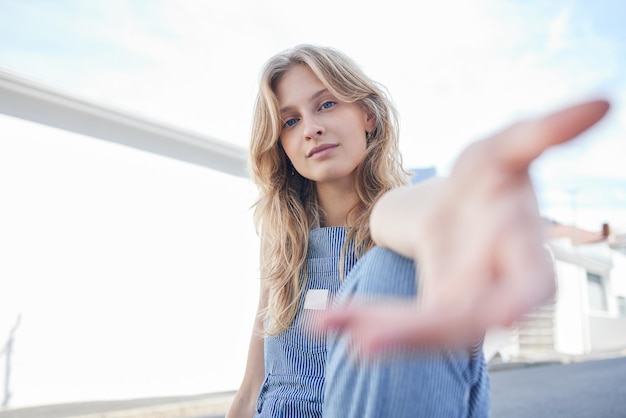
top-left (228, 378), bottom-right (261, 417)
top-left (370, 177), bottom-right (445, 259)
top-left (227, 334), bottom-right (264, 417)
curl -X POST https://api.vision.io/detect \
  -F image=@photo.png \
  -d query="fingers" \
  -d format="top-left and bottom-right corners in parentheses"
top-left (320, 300), bottom-right (486, 358)
top-left (494, 99), bottom-right (610, 171)
top-left (538, 99), bottom-right (610, 148)
top-left (319, 302), bottom-right (421, 357)
top-left (454, 99), bottom-right (610, 178)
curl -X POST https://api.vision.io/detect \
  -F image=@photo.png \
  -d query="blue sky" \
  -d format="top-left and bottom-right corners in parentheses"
top-left (0, 0), bottom-right (625, 408)
top-left (1, 0), bottom-right (624, 231)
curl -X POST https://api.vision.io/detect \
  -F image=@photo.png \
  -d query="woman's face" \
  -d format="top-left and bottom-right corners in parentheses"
top-left (276, 65), bottom-right (374, 189)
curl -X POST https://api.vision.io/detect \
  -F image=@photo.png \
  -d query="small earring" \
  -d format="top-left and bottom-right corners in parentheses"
top-left (366, 131), bottom-right (372, 144)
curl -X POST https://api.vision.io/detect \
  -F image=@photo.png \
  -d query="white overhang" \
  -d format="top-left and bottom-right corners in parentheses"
top-left (0, 68), bottom-right (248, 178)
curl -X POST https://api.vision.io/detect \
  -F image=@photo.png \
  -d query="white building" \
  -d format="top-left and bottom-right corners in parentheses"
top-left (492, 221), bottom-right (626, 361)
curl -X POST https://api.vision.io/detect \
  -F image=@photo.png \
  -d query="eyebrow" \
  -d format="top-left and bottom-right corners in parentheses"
top-left (279, 88), bottom-right (330, 114)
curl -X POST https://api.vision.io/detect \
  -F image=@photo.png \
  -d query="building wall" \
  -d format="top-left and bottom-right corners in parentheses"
top-left (553, 260), bottom-right (587, 354)
top-left (549, 239), bottom-right (626, 355)
top-left (588, 249), bottom-right (626, 350)
top-left (611, 250), bottom-right (626, 298)
top-left (589, 316), bottom-right (626, 351)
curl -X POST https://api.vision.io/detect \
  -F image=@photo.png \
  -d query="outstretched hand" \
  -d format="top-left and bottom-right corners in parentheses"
top-left (319, 99), bottom-right (610, 357)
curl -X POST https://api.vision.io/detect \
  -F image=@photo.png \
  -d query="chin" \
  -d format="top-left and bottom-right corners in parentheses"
top-left (311, 170), bottom-right (357, 185)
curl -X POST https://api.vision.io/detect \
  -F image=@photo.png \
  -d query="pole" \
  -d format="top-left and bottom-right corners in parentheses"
top-left (2, 314), bottom-right (21, 408)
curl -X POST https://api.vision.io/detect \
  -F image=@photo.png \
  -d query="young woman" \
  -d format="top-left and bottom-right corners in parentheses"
top-left (227, 43), bottom-right (610, 417)
top-left (226, 44), bottom-right (407, 418)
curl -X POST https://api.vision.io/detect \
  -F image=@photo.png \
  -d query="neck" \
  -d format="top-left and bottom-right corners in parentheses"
top-left (316, 180), bottom-right (359, 227)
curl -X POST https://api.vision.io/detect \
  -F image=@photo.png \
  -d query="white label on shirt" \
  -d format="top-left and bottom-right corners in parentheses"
top-left (304, 289), bottom-right (329, 310)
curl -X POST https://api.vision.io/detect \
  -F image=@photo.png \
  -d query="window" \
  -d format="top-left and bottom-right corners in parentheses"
top-left (587, 272), bottom-right (608, 311)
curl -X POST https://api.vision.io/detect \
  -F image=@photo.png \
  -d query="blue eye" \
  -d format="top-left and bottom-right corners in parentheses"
top-left (320, 101), bottom-right (336, 110)
top-left (283, 118), bottom-right (299, 128)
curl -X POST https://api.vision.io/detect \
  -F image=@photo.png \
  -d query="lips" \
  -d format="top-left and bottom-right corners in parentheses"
top-left (307, 143), bottom-right (338, 158)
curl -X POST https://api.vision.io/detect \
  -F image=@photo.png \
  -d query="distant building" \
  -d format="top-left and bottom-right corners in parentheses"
top-left (409, 166), bottom-right (437, 184)
top-left (491, 220), bottom-right (626, 361)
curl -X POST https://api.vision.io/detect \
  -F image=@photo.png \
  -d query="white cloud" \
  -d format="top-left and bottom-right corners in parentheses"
top-left (547, 4), bottom-right (571, 51)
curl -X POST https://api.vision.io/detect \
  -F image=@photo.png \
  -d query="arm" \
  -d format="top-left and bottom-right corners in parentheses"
top-left (321, 99), bottom-right (610, 356)
top-left (370, 176), bottom-right (445, 260)
top-left (225, 283), bottom-right (268, 418)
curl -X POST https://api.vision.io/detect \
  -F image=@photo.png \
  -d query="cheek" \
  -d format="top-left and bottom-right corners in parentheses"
top-left (278, 135), bottom-right (298, 158)
top-left (279, 137), bottom-right (297, 162)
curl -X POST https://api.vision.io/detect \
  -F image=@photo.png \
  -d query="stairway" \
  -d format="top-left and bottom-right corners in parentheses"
top-left (516, 302), bottom-right (557, 355)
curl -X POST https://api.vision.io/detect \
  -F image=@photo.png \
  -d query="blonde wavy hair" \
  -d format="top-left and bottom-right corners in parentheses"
top-left (249, 44), bottom-right (408, 335)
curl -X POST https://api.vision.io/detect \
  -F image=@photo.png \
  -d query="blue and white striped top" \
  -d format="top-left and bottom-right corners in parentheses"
top-left (323, 246), bottom-right (490, 417)
top-left (254, 227), bottom-right (490, 417)
top-left (254, 227), bottom-right (357, 418)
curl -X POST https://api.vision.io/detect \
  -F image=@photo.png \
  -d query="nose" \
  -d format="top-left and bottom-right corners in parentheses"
top-left (303, 115), bottom-right (325, 140)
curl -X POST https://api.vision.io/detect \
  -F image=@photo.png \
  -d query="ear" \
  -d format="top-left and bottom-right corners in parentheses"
top-left (365, 112), bottom-right (376, 133)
